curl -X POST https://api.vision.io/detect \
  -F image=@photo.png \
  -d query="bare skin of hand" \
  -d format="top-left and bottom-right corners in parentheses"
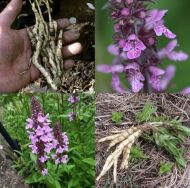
top-left (0, 0), bottom-right (82, 93)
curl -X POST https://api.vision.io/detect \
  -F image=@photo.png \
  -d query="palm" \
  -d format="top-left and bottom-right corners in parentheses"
top-left (0, 0), bottom-right (82, 92)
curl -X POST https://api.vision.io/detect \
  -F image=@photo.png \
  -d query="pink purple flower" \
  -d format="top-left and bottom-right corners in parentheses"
top-left (123, 34), bottom-right (146, 59)
top-left (68, 95), bottom-right (80, 104)
top-left (148, 66), bottom-right (165, 91)
top-left (145, 9), bottom-right (176, 39)
top-left (41, 168), bottom-right (48, 176)
top-left (97, 1), bottom-right (189, 93)
top-left (26, 97), bottom-right (69, 175)
top-left (125, 63), bottom-right (145, 92)
top-left (68, 112), bottom-right (76, 121)
top-left (160, 65), bottom-right (176, 91)
top-left (158, 40), bottom-right (188, 61)
top-left (181, 87), bottom-right (190, 94)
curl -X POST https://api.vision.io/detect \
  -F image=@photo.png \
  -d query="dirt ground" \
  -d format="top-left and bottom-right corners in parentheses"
top-left (0, 133), bottom-right (28, 188)
top-left (96, 93), bottom-right (190, 188)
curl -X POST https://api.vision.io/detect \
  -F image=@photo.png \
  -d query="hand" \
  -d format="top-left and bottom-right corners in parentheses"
top-left (0, 0), bottom-right (82, 92)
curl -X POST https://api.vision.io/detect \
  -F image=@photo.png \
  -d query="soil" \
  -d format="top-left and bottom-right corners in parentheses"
top-left (96, 93), bottom-right (190, 188)
top-left (0, 133), bottom-right (28, 188)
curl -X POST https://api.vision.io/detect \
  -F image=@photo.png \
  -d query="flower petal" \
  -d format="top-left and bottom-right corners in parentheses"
top-left (163, 27), bottom-right (176, 39)
top-left (96, 64), bottom-right (112, 73)
top-left (127, 49), bottom-right (141, 59)
top-left (112, 73), bottom-right (126, 93)
top-left (149, 66), bottom-right (165, 76)
top-left (181, 87), bottom-right (190, 94)
top-left (107, 45), bottom-right (119, 56)
top-left (160, 65), bottom-right (176, 90)
top-left (168, 51), bottom-right (188, 61)
top-left (149, 75), bottom-right (161, 91)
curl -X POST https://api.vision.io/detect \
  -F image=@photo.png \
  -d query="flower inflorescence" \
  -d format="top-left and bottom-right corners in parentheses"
top-left (26, 97), bottom-right (69, 175)
top-left (97, 0), bottom-right (189, 93)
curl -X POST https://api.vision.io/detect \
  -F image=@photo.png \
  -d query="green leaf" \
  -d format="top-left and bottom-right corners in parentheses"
top-left (55, 180), bottom-right (62, 188)
top-left (111, 112), bottom-right (123, 123)
top-left (135, 101), bottom-right (156, 123)
top-left (82, 158), bottom-right (95, 166)
top-left (30, 153), bottom-right (37, 162)
top-left (25, 173), bottom-right (46, 184)
top-left (175, 155), bottom-right (186, 168)
top-left (130, 145), bottom-right (148, 160)
top-left (159, 162), bottom-right (173, 174)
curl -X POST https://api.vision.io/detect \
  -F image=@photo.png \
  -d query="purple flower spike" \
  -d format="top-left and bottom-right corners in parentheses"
top-left (123, 34), bottom-right (146, 59)
top-left (26, 97), bottom-right (69, 175)
top-left (125, 63), bottom-right (145, 92)
top-left (97, 1), bottom-right (188, 92)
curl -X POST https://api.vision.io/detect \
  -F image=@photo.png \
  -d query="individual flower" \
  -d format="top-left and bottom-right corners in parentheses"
top-left (108, 45), bottom-right (128, 60)
top-left (41, 168), bottom-right (48, 176)
top-left (96, 64), bottom-right (124, 74)
top-left (112, 73), bottom-right (127, 93)
top-left (158, 40), bottom-right (188, 61)
top-left (68, 95), bottom-right (80, 104)
top-left (145, 9), bottom-right (176, 39)
top-left (123, 34), bottom-right (146, 59)
top-left (97, 63), bottom-right (126, 93)
top-left (0, 145), bottom-right (3, 150)
top-left (181, 87), bottom-right (190, 94)
top-left (68, 112), bottom-right (76, 121)
top-left (160, 65), bottom-right (176, 91)
top-left (125, 63), bottom-right (145, 92)
top-left (148, 66), bottom-right (165, 91)
top-left (154, 23), bottom-right (176, 39)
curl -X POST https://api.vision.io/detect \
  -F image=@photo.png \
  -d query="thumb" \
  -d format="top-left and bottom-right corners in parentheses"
top-left (0, 0), bottom-right (22, 28)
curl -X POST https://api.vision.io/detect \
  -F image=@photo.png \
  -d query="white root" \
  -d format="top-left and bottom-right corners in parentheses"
top-left (97, 126), bottom-right (143, 183)
top-left (26, 0), bottom-right (64, 90)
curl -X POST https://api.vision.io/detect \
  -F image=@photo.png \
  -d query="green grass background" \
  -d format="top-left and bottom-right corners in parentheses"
top-left (96, 0), bottom-right (190, 93)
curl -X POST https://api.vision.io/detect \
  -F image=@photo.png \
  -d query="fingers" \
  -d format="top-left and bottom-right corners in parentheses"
top-left (0, 0), bottom-right (22, 28)
top-left (63, 30), bottom-right (80, 43)
top-left (56, 19), bottom-right (71, 29)
top-left (62, 42), bottom-right (82, 57)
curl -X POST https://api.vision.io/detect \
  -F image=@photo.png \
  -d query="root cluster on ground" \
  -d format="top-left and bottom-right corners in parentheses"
top-left (96, 93), bottom-right (190, 188)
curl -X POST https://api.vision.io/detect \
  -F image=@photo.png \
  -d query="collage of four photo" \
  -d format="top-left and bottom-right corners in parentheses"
top-left (0, 0), bottom-right (190, 187)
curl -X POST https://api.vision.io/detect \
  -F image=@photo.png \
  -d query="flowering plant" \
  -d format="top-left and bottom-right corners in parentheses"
top-left (1, 94), bottom-right (95, 187)
top-left (26, 97), bottom-right (69, 176)
top-left (97, 0), bottom-right (189, 93)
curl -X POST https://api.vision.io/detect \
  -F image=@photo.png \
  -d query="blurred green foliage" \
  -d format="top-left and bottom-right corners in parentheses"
top-left (96, 0), bottom-right (190, 93)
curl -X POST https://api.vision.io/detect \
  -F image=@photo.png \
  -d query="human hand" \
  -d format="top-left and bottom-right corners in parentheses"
top-left (0, 0), bottom-right (82, 92)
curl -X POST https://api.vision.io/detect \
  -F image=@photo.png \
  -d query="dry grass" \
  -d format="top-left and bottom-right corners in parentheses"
top-left (96, 93), bottom-right (190, 188)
